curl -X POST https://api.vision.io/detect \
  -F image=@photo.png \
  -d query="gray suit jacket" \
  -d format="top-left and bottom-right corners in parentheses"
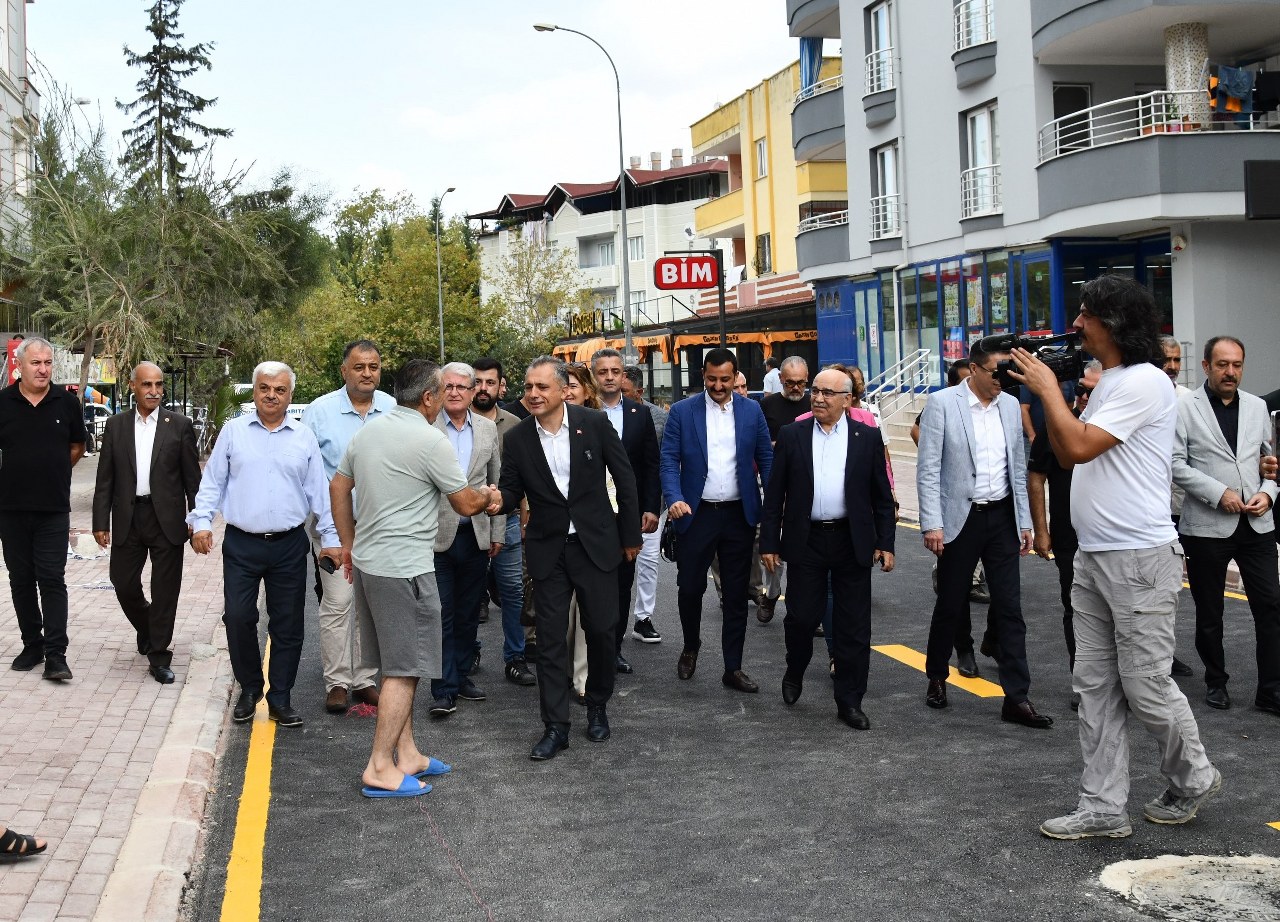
top-left (433, 411), bottom-right (502, 551)
top-left (1172, 386), bottom-right (1277, 538)
top-left (916, 384), bottom-right (1031, 543)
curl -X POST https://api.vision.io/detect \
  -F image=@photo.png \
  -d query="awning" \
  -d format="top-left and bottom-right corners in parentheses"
top-left (672, 329), bottom-right (816, 359)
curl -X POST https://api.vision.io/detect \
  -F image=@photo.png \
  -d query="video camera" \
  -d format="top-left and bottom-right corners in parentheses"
top-left (975, 331), bottom-right (1085, 390)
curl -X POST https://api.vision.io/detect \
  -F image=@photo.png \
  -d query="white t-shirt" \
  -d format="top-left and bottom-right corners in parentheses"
top-left (1072, 362), bottom-right (1179, 551)
top-left (762, 368), bottom-right (782, 394)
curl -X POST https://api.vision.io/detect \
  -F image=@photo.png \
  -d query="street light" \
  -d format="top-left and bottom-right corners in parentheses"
top-left (435, 186), bottom-right (455, 362)
top-left (533, 23), bottom-right (634, 363)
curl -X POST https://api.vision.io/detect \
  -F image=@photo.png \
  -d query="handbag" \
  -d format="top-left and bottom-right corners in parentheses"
top-left (660, 515), bottom-right (679, 562)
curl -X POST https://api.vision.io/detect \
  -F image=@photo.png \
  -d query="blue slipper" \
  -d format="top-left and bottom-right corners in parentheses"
top-left (413, 757), bottom-right (452, 779)
top-left (361, 774), bottom-right (431, 798)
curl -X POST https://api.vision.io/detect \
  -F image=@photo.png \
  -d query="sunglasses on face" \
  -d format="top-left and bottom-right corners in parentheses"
top-left (1076, 382), bottom-right (1094, 397)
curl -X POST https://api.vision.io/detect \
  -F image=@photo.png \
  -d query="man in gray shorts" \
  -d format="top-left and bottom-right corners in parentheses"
top-left (330, 359), bottom-right (500, 798)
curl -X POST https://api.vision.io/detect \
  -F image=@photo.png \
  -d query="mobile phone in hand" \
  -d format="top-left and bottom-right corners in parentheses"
top-left (319, 556), bottom-right (337, 574)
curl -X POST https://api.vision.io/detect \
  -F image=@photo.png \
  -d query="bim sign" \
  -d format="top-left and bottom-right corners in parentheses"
top-left (653, 255), bottom-right (719, 291)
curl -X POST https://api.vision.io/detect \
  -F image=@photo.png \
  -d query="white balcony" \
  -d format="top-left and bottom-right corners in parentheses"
top-left (869, 194), bottom-right (901, 239)
top-left (864, 48), bottom-right (894, 97)
top-left (961, 164), bottom-right (1001, 218)
top-left (797, 209), bottom-right (849, 234)
top-left (953, 0), bottom-right (995, 51)
top-left (794, 73), bottom-right (843, 108)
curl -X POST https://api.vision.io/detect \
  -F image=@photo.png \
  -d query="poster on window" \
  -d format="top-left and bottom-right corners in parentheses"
top-left (965, 278), bottom-right (985, 327)
top-left (943, 282), bottom-right (960, 327)
top-left (990, 272), bottom-right (1008, 325)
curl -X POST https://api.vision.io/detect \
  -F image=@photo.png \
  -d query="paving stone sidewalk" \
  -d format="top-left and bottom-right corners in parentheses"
top-left (0, 454), bottom-right (233, 922)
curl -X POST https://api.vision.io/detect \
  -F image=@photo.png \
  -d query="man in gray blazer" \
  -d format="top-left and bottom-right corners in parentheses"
top-left (1173, 336), bottom-right (1279, 715)
top-left (429, 362), bottom-right (503, 717)
top-left (917, 341), bottom-right (1051, 728)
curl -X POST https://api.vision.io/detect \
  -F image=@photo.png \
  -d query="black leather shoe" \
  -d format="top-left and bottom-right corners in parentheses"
top-left (530, 728), bottom-right (569, 761)
top-left (233, 689), bottom-right (263, 723)
top-left (268, 704), bottom-right (304, 728)
top-left (615, 654), bottom-right (633, 675)
top-left (42, 656), bottom-right (72, 681)
top-left (1205, 686), bottom-right (1231, 710)
top-left (1001, 698), bottom-right (1053, 729)
top-left (837, 707), bottom-right (870, 731)
top-left (1255, 692), bottom-right (1280, 716)
top-left (782, 671), bottom-right (803, 705)
top-left (722, 670), bottom-right (759, 693)
top-left (149, 665), bottom-right (176, 684)
top-left (11, 647), bottom-right (43, 671)
top-left (1171, 656), bottom-right (1194, 677)
top-left (926, 679), bottom-right (948, 709)
top-left (586, 706), bottom-right (610, 742)
top-left (677, 648), bottom-right (698, 680)
top-left (956, 648), bottom-right (980, 679)
top-left (755, 591), bottom-right (777, 623)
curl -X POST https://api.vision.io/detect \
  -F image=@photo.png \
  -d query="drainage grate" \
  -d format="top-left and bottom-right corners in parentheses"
top-left (1101, 855), bottom-right (1280, 921)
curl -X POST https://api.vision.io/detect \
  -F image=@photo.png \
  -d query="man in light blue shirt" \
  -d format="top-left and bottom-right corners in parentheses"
top-left (300, 340), bottom-right (395, 714)
top-left (190, 362), bottom-right (341, 729)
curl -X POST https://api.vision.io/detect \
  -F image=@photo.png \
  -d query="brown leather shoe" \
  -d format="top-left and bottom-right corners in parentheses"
top-left (926, 679), bottom-right (948, 709)
top-left (755, 592), bottom-right (776, 623)
top-left (325, 686), bottom-right (349, 714)
top-left (353, 685), bottom-right (380, 707)
top-left (722, 669), bottom-right (759, 693)
top-left (1001, 698), bottom-right (1054, 729)
top-left (677, 648), bottom-right (698, 680)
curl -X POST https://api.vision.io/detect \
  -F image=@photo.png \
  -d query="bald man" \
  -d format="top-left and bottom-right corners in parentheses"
top-left (93, 362), bottom-right (201, 683)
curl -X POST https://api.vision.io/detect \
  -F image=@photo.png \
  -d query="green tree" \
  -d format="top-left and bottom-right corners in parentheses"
top-left (482, 231), bottom-right (588, 344)
top-left (117, 0), bottom-right (231, 194)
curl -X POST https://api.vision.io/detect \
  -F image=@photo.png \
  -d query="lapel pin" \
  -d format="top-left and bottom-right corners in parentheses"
top-left (585, 450), bottom-right (593, 460)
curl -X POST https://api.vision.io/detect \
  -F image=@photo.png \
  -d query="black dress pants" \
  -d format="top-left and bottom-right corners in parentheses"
top-left (1183, 517), bottom-right (1280, 698)
top-left (222, 525), bottom-right (308, 709)
top-left (532, 536), bottom-right (618, 731)
top-left (110, 501), bottom-right (184, 668)
top-left (1053, 534), bottom-right (1079, 669)
top-left (782, 524), bottom-right (872, 710)
top-left (0, 511), bottom-right (70, 656)
top-left (675, 500), bottom-right (754, 672)
top-left (925, 499), bottom-right (1031, 701)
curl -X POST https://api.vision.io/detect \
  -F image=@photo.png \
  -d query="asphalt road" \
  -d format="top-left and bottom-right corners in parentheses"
top-left (185, 528), bottom-right (1279, 922)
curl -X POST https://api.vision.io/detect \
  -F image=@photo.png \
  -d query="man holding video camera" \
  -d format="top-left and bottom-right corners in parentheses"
top-left (1014, 275), bottom-right (1218, 840)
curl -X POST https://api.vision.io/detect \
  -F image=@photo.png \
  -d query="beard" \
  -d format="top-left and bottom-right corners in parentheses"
top-left (472, 391), bottom-right (497, 411)
top-left (783, 390), bottom-right (806, 403)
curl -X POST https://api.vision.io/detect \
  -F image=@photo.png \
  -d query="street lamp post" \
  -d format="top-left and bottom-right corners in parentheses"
top-left (533, 23), bottom-right (634, 363)
top-left (435, 186), bottom-right (455, 362)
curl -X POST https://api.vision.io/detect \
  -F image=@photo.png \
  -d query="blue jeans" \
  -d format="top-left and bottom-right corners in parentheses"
top-left (431, 525), bottom-right (489, 699)
top-left (494, 514), bottom-right (525, 663)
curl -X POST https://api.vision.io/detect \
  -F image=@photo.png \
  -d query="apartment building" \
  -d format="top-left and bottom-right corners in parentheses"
top-left (790, 0), bottom-right (1280, 388)
top-left (0, 0), bottom-right (41, 334)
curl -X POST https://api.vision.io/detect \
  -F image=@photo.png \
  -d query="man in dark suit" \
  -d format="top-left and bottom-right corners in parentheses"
top-left (92, 362), bottom-right (201, 683)
top-left (760, 368), bottom-right (896, 730)
top-left (660, 347), bottom-right (773, 692)
top-left (591, 348), bottom-right (660, 668)
top-left (494, 356), bottom-right (641, 760)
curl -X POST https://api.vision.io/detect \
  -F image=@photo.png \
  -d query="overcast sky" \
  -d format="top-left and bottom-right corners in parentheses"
top-left (29, 1), bottom-right (804, 221)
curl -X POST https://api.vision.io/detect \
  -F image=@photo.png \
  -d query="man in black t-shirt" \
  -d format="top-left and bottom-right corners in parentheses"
top-left (0, 337), bottom-right (87, 681)
top-left (759, 356), bottom-right (810, 442)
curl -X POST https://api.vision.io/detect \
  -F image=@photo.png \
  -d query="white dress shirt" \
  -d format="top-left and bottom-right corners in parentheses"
top-left (535, 405), bottom-right (576, 534)
top-left (810, 416), bottom-right (849, 521)
top-left (965, 380), bottom-right (1009, 502)
top-left (702, 392), bottom-right (739, 501)
top-left (601, 395), bottom-right (624, 438)
top-left (134, 409), bottom-right (159, 496)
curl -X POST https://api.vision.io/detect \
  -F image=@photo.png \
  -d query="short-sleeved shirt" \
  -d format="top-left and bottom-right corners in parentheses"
top-left (0, 383), bottom-right (87, 513)
top-left (761, 391), bottom-right (811, 442)
top-left (301, 386), bottom-right (396, 480)
top-left (1072, 362), bottom-right (1178, 551)
top-left (337, 406), bottom-right (467, 577)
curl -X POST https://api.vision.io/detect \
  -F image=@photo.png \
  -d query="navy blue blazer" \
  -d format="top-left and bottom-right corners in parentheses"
top-left (659, 392), bottom-right (773, 533)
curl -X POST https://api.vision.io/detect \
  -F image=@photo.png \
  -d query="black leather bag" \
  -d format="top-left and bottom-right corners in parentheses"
top-left (660, 516), bottom-right (679, 562)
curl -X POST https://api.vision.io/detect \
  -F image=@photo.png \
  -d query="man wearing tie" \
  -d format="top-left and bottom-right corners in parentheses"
top-left (760, 368), bottom-right (896, 729)
top-left (660, 348), bottom-right (773, 693)
top-left (917, 341), bottom-right (1052, 728)
top-left (494, 357), bottom-right (640, 760)
top-left (92, 362), bottom-right (201, 683)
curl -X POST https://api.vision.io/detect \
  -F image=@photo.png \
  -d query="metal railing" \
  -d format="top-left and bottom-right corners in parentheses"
top-left (797, 209), bottom-right (849, 234)
top-left (864, 48), bottom-right (894, 96)
top-left (869, 194), bottom-right (900, 239)
top-left (1037, 89), bottom-right (1272, 163)
top-left (794, 73), bottom-right (844, 108)
top-left (961, 163), bottom-right (1001, 218)
top-left (865, 348), bottom-right (933, 427)
top-left (953, 0), bottom-right (995, 51)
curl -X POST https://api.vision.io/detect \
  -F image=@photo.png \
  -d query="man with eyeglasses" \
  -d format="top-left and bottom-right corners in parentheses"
top-left (428, 362), bottom-right (503, 718)
top-left (1027, 360), bottom-right (1101, 710)
top-left (917, 340), bottom-right (1051, 729)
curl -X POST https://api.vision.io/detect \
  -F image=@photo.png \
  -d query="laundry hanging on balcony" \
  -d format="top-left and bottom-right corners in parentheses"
top-left (799, 37), bottom-right (823, 93)
top-left (1207, 64), bottom-right (1255, 125)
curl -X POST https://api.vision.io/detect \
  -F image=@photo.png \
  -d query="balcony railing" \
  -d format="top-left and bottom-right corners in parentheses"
top-left (1037, 89), bottom-right (1273, 163)
top-left (869, 194), bottom-right (901, 239)
top-left (794, 73), bottom-right (844, 108)
top-left (953, 0), bottom-right (995, 51)
top-left (864, 48), bottom-right (894, 96)
top-left (797, 209), bottom-right (849, 234)
top-left (961, 164), bottom-right (1001, 218)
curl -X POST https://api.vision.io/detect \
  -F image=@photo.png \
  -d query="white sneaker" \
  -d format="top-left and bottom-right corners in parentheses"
top-left (1039, 809), bottom-right (1132, 839)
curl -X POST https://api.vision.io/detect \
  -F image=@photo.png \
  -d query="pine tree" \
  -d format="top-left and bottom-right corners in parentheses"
top-left (117, 0), bottom-right (231, 194)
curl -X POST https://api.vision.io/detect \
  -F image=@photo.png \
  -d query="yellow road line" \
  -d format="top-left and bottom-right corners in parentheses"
top-left (220, 640), bottom-right (275, 922)
top-left (872, 643), bottom-right (1005, 697)
top-left (1270, 821), bottom-right (1280, 831)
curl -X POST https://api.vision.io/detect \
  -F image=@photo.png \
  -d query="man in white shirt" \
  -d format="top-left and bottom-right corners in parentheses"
top-left (1017, 274), bottom-right (1218, 840)
top-left (762, 356), bottom-right (782, 394)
